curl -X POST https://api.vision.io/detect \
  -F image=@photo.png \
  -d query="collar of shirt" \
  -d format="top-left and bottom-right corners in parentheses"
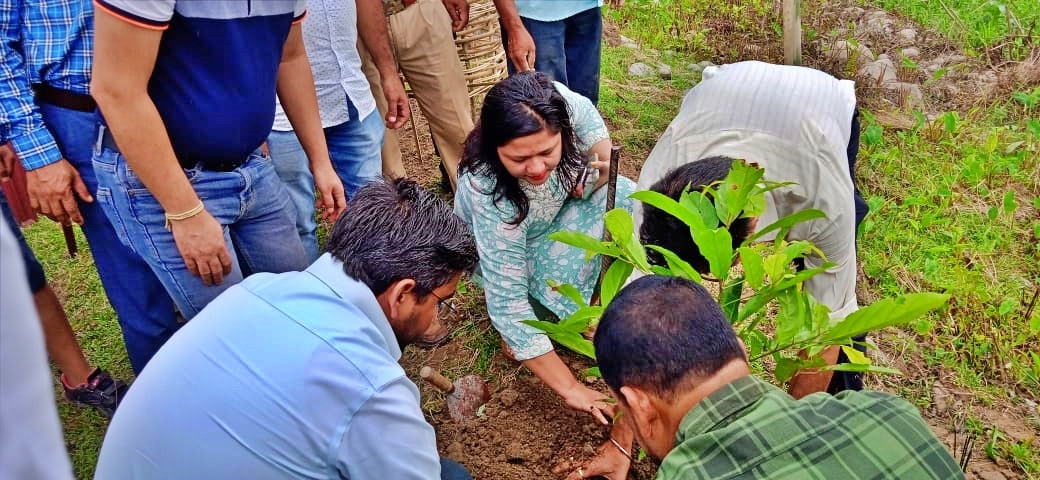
top-left (675, 375), bottom-right (775, 442)
top-left (304, 253), bottom-right (402, 360)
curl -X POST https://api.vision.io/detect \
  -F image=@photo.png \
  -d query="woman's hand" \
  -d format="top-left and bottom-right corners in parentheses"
top-left (562, 383), bottom-right (616, 425)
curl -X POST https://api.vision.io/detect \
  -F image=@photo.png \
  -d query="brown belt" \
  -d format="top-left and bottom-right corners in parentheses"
top-left (33, 83), bottom-right (97, 113)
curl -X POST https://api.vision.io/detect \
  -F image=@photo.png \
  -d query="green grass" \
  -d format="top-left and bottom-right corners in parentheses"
top-left (868, 0), bottom-right (1039, 56)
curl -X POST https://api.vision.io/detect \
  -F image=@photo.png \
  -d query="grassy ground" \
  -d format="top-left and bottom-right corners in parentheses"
top-left (22, 0), bottom-right (1038, 478)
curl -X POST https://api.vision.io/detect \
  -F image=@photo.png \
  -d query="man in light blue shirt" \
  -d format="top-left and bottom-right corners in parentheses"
top-left (95, 178), bottom-right (479, 480)
top-left (493, 0), bottom-right (622, 105)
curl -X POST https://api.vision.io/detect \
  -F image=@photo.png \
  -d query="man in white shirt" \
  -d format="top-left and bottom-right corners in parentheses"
top-left (268, 0), bottom-right (410, 261)
top-left (636, 61), bottom-right (870, 397)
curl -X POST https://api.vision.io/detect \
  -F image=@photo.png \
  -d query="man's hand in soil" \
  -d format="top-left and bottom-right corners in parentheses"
top-left (26, 159), bottom-right (93, 226)
top-left (169, 210), bottom-right (233, 286)
top-left (442, 0), bottom-right (469, 32)
top-left (313, 164), bottom-right (348, 222)
top-left (554, 440), bottom-right (631, 480)
top-left (562, 384), bottom-right (616, 426)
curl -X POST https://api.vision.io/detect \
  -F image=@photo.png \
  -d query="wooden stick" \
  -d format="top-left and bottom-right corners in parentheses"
top-left (592, 145), bottom-right (623, 306)
top-left (62, 224), bottom-right (77, 258)
top-left (782, 0), bottom-right (802, 65)
top-left (419, 366), bottom-right (455, 394)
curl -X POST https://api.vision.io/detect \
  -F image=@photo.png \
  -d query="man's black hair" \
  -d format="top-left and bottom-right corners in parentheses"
top-left (326, 177), bottom-right (479, 297)
top-left (640, 156), bottom-right (755, 274)
top-left (594, 275), bottom-right (745, 398)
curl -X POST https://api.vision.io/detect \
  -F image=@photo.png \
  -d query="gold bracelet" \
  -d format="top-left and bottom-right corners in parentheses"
top-left (609, 436), bottom-right (631, 459)
top-left (164, 201), bottom-right (205, 231)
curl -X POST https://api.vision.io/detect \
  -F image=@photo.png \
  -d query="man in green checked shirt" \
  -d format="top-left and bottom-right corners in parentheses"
top-left (587, 275), bottom-right (962, 480)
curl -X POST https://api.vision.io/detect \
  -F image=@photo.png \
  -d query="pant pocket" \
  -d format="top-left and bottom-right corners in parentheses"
top-left (93, 186), bottom-right (137, 255)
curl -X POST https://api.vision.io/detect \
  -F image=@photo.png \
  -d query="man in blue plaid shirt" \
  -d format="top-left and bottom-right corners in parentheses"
top-left (0, 0), bottom-right (177, 381)
top-left (584, 275), bottom-right (962, 480)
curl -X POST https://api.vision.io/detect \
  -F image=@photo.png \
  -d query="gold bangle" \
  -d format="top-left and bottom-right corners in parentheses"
top-left (164, 201), bottom-right (205, 231)
top-left (609, 436), bottom-right (631, 459)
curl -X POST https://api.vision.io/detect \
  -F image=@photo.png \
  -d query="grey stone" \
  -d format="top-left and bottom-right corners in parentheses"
top-left (883, 81), bottom-right (924, 107)
top-left (900, 47), bottom-right (921, 59)
top-left (896, 28), bottom-right (917, 43)
top-left (688, 63), bottom-right (704, 73)
top-left (619, 35), bottom-right (639, 49)
top-left (658, 63), bottom-right (672, 80)
top-left (841, 6), bottom-right (864, 18)
top-left (862, 16), bottom-right (895, 37)
top-left (859, 58), bottom-right (898, 84)
top-left (628, 62), bottom-right (654, 77)
top-left (825, 40), bottom-right (875, 65)
top-left (697, 60), bottom-right (714, 69)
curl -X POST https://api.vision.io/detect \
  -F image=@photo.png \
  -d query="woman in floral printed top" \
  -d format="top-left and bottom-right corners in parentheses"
top-left (454, 72), bottom-right (636, 424)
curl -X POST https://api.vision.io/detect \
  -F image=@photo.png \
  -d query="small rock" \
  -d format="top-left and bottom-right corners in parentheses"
top-left (867, 10), bottom-right (888, 19)
top-left (827, 40), bottom-right (869, 65)
top-left (688, 63), bottom-right (704, 73)
top-left (896, 28), bottom-right (917, 43)
top-left (697, 60), bottom-right (715, 69)
top-left (931, 382), bottom-right (950, 412)
top-left (859, 58), bottom-right (898, 84)
top-left (628, 62), bottom-right (654, 77)
top-left (658, 63), bottom-right (672, 80)
top-left (862, 16), bottom-right (895, 37)
top-left (619, 35), bottom-right (639, 49)
top-left (883, 81), bottom-right (924, 107)
top-left (900, 47), bottom-right (921, 59)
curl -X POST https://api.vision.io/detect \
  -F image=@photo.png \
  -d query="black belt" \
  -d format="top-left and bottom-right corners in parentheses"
top-left (33, 84), bottom-right (96, 112)
top-left (99, 127), bottom-right (246, 172)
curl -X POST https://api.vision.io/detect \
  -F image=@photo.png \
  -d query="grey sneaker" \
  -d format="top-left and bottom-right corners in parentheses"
top-left (62, 368), bottom-right (129, 418)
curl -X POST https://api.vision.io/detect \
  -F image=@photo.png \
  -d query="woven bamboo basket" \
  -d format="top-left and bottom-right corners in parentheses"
top-left (454, 0), bottom-right (507, 117)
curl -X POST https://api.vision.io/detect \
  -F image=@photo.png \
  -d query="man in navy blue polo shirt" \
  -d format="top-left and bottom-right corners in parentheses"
top-left (90, 0), bottom-right (347, 338)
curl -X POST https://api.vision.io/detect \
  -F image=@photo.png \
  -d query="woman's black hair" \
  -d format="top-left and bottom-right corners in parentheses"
top-left (458, 71), bottom-right (585, 225)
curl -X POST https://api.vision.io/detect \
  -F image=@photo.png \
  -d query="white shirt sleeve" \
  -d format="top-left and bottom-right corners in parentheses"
top-left (0, 216), bottom-right (75, 480)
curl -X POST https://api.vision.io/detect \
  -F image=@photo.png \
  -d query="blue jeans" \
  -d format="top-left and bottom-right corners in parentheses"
top-left (0, 192), bottom-right (47, 293)
top-left (38, 103), bottom-right (177, 374)
top-left (93, 131), bottom-right (308, 326)
top-left (267, 104), bottom-right (383, 261)
top-left (503, 7), bottom-right (602, 105)
top-left (440, 459), bottom-right (472, 480)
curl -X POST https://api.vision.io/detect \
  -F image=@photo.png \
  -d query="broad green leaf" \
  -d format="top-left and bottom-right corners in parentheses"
top-left (762, 252), bottom-right (788, 283)
top-left (548, 331), bottom-right (596, 359)
top-left (649, 265), bottom-right (673, 276)
top-left (738, 247), bottom-right (765, 289)
top-left (549, 230), bottom-right (618, 261)
top-left (558, 305), bottom-right (603, 330)
top-left (716, 161), bottom-right (765, 225)
top-left (783, 240), bottom-right (821, 263)
top-left (746, 209), bottom-right (827, 244)
top-left (997, 297), bottom-right (1016, 316)
top-left (744, 329), bottom-right (766, 359)
top-left (720, 277), bottom-right (744, 324)
top-left (630, 190), bottom-right (703, 231)
top-left (774, 356), bottom-right (808, 383)
top-left (822, 293), bottom-right (951, 343)
top-left (522, 319), bottom-right (565, 334)
top-left (1002, 190), bottom-right (1017, 215)
top-left (691, 226), bottom-right (733, 281)
top-left (600, 260), bottom-right (634, 306)
top-left (774, 289), bottom-right (810, 346)
top-left (841, 345), bottom-right (871, 365)
top-left (680, 189), bottom-right (720, 230)
top-left (646, 245), bottom-right (703, 283)
top-left (583, 367), bottom-right (601, 378)
top-left (547, 280), bottom-right (588, 308)
top-left (605, 209), bottom-right (651, 271)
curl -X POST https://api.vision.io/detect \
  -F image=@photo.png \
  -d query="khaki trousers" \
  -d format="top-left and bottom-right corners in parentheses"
top-left (359, 0), bottom-right (474, 191)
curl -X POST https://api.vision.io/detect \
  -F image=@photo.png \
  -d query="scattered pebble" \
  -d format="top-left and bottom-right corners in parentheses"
top-left (619, 35), bottom-right (639, 49)
top-left (628, 62), bottom-right (654, 77)
top-left (658, 63), bottom-right (672, 80)
top-left (900, 47), bottom-right (921, 59)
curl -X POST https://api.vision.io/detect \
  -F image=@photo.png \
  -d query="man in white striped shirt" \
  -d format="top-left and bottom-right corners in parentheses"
top-left (636, 61), bottom-right (869, 398)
